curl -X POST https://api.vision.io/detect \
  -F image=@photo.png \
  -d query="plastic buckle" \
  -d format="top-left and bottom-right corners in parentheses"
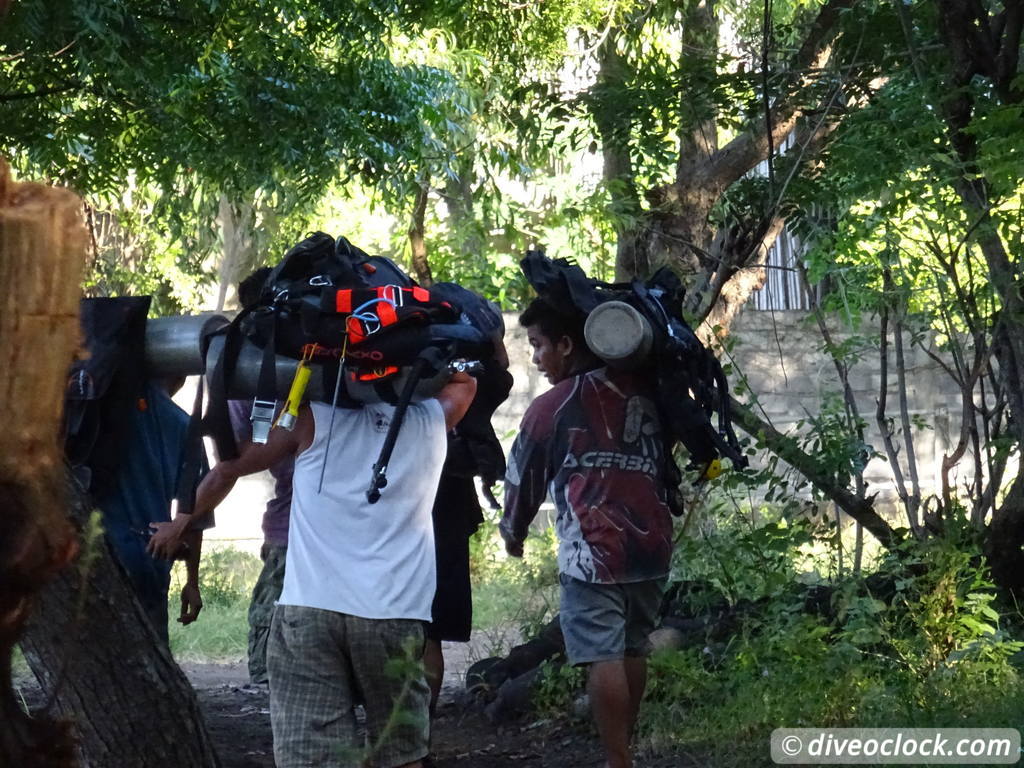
top-left (250, 399), bottom-right (277, 444)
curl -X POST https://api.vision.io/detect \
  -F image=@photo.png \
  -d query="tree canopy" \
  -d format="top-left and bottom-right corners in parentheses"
top-left (3, 0), bottom-right (1022, 581)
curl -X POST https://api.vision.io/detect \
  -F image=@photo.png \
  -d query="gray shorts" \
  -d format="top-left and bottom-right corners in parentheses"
top-left (559, 574), bottom-right (667, 665)
top-left (267, 604), bottom-right (429, 768)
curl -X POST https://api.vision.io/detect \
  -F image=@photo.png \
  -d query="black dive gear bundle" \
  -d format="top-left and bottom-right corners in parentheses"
top-left (202, 232), bottom-right (501, 503)
top-left (65, 296), bottom-right (152, 499)
top-left (520, 250), bottom-right (748, 485)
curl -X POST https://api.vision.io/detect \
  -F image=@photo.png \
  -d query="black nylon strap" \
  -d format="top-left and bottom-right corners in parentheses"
top-left (175, 319), bottom-right (224, 514)
top-left (174, 373), bottom-right (206, 516)
top-left (256, 311), bottom-right (278, 405)
top-left (365, 354), bottom-right (432, 504)
top-left (203, 314), bottom-right (247, 461)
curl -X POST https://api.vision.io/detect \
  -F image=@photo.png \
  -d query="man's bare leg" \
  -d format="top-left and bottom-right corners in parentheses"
top-left (588, 660), bottom-right (633, 768)
top-left (423, 638), bottom-right (444, 718)
top-left (623, 656), bottom-right (647, 738)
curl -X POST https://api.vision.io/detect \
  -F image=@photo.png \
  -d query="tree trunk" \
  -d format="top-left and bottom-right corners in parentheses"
top-left (602, 0), bottom-right (853, 327)
top-left (20, 478), bottom-right (222, 768)
top-left (0, 160), bottom-right (221, 767)
top-left (408, 180), bottom-right (433, 286)
top-left (215, 195), bottom-right (255, 312)
top-left (934, 0), bottom-right (1024, 594)
top-left (0, 159), bottom-right (85, 767)
top-left (985, 475), bottom-right (1024, 596)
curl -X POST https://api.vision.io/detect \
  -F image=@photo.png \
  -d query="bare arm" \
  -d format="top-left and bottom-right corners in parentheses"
top-left (148, 407), bottom-right (313, 559)
top-left (178, 528), bottom-right (204, 625)
top-left (436, 371), bottom-right (477, 430)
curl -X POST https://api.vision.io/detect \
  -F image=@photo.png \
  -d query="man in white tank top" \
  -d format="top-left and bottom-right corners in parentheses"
top-left (172, 372), bottom-right (476, 768)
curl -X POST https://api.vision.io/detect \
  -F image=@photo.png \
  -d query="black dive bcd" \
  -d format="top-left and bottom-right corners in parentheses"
top-left (520, 249), bottom-right (748, 479)
top-left (202, 232), bottom-right (503, 503)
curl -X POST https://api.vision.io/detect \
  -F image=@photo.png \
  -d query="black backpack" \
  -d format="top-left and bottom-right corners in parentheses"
top-left (65, 296), bottom-right (152, 498)
top-left (520, 250), bottom-right (748, 486)
top-left (203, 232), bottom-right (499, 464)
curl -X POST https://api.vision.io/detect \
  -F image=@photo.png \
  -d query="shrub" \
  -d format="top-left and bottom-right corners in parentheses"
top-left (638, 514), bottom-right (1024, 766)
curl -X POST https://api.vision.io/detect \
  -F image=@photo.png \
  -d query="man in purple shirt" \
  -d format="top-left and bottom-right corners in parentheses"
top-left (227, 398), bottom-right (293, 685)
top-left (227, 266), bottom-right (294, 685)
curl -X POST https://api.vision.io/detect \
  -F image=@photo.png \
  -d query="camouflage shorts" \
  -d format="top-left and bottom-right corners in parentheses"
top-left (248, 543), bottom-right (287, 685)
top-left (267, 604), bottom-right (429, 768)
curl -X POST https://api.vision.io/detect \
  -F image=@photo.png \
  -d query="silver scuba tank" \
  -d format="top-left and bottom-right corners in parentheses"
top-left (146, 314), bottom-right (453, 404)
top-left (583, 300), bottom-right (653, 369)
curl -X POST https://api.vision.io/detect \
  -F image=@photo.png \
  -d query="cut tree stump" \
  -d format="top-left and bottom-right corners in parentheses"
top-left (0, 158), bottom-right (86, 767)
top-left (1, 160), bottom-right (222, 768)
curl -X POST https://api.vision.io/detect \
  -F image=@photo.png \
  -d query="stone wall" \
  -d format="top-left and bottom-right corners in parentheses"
top-left (728, 309), bottom-right (977, 508)
top-left (200, 308), bottom-right (980, 548)
top-left (494, 309), bottom-right (979, 515)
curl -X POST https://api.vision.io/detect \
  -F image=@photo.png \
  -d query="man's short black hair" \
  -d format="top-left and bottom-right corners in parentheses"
top-left (519, 297), bottom-right (587, 348)
top-left (238, 267), bottom-right (272, 310)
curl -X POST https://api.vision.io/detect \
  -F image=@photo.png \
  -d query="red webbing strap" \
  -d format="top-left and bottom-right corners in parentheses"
top-left (377, 301), bottom-right (398, 327)
top-left (353, 366), bottom-right (399, 381)
top-left (346, 314), bottom-right (366, 344)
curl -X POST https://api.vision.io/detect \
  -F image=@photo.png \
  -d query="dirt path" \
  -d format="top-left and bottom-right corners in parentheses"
top-left (183, 656), bottom-right (695, 768)
top-left (15, 648), bottom-right (692, 766)
top-left (187, 658), bottom-right (600, 768)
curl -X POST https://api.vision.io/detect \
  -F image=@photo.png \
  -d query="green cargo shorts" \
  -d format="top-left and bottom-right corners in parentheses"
top-left (248, 544), bottom-right (287, 685)
top-left (267, 604), bottom-right (429, 768)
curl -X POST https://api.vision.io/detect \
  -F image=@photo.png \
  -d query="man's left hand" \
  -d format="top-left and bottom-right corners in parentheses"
top-left (505, 538), bottom-right (524, 558)
top-left (147, 517), bottom-right (189, 560)
top-left (179, 582), bottom-right (203, 624)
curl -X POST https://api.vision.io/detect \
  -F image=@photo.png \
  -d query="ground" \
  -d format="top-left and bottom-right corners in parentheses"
top-left (181, 649), bottom-right (697, 768)
top-left (17, 646), bottom-right (696, 767)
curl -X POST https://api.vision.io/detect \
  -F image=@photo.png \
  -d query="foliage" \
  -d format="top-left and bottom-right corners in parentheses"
top-left (470, 516), bottom-right (560, 643)
top-left (3, 1), bottom-right (461, 196)
top-left (674, 509), bottom-right (815, 604)
top-left (193, 547), bottom-right (263, 607)
top-left (0, 0), bottom-right (585, 306)
top-left (642, 518), bottom-right (1024, 765)
top-left (532, 659), bottom-right (585, 720)
top-left (167, 549), bottom-right (259, 662)
top-left (167, 593), bottom-right (250, 663)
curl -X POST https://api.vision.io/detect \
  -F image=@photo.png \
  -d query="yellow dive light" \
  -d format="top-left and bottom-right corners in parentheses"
top-left (278, 350), bottom-right (315, 431)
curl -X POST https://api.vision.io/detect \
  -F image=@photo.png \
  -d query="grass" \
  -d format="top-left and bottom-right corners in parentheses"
top-left (167, 521), bottom-right (564, 665)
top-left (468, 517), bottom-right (561, 658)
top-left (635, 514), bottom-right (1024, 766)
top-left (169, 598), bottom-right (251, 663)
top-left (168, 546), bottom-right (261, 663)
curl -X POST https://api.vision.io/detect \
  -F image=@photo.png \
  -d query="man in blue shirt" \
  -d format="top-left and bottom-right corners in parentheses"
top-left (97, 378), bottom-right (208, 643)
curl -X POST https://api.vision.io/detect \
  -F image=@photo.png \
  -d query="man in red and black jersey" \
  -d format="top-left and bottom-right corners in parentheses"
top-left (501, 298), bottom-right (674, 768)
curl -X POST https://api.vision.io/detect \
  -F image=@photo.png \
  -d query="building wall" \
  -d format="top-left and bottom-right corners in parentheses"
top-left (195, 307), bottom-right (980, 549)
top-left (494, 309), bottom-right (982, 515)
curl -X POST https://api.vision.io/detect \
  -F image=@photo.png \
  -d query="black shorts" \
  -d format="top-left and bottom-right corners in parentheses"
top-left (426, 474), bottom-right (482, 643)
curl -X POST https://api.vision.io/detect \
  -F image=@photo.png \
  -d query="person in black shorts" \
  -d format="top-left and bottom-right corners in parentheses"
top-left (423, 472), bottom-right (483, 711)
top-left (423, 320), bottom-right (512, 719)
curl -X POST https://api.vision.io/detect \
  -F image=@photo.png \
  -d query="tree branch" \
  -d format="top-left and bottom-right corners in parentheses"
top-left (407, 178), bottom-right (433, 286)
top-left (729, 394), bottom-right (899, 548)
top-left (700, 0), bottom-right (856, 192)
top-left (0, 83), bottom-right (81, 103)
